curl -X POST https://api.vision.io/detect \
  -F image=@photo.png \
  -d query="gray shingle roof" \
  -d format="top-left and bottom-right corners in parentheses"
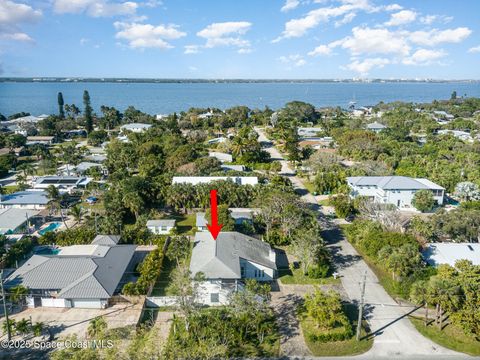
top-left (92, 235), bottom-right (121, 245)
top-left (5, 244), bottom-right (136, 299)
top-left (347, 176), bottom-right (444, 190)
top-left (190, 231), bottom-right (276, 279)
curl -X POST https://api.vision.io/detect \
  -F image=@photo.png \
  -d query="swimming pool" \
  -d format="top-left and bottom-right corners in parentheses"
top-left (39, 222), bottom-right (62, 236)
top-left (35, 247), bottom-right (60, 255)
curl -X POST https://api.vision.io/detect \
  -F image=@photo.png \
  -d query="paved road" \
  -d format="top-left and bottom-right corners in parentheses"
top-left (255, 127), bottom-right (465, 358)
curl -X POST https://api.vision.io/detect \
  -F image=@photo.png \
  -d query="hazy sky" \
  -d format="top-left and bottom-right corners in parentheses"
top-left (1, 0), bottom-right (479, 78)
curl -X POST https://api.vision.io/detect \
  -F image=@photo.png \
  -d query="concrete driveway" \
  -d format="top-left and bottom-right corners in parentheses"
top-left (254, 127), bottom-right (466, 358)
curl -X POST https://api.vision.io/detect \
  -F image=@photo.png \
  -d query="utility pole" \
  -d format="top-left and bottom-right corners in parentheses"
top-left (0, 269), bottom-right (11, 341)
top-left (356, 270), bottom-right (367, 341)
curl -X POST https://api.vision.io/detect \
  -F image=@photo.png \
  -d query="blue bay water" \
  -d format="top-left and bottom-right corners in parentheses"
top-left (1, 81), bottom-right (479, 116)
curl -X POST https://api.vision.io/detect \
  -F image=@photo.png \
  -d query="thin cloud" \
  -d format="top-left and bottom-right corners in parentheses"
top-left (281, 0), bottom-right (300, 12)
top-left (468, 45), bottom-right (480, 53)
top-left (53, 0), bottom-right (138, 17)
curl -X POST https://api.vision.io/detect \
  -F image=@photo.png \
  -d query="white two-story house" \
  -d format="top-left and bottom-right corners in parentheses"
top-left (189, 231), bottom-right (277, 305)
top-left (347, 176), bottom-right (444, 210)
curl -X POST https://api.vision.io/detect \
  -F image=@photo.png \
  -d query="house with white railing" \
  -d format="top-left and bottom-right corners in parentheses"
top-left (347, 176), bottom-right (444, 210)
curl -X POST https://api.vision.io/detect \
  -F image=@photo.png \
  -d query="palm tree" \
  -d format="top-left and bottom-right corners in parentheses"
top-left (9, 285), bottom-right (28, 308)
top-left (122, 191), bottom-right (144, 220)
top-left (15, 318), bottom-right (31, 335)
top-left (427, 277), bottom-right (462, 330)
top-left (87, 317), bottom-right (107, 338)
top-left (17, 163), bottom-right (36, 178)
top-left (410, 280), bottom-right (430, 326)
top-left (2, 319), bottom-right (16, 337)
top-left (32, 322), bottom-right (44, 337)
top-left (55, 142), bottom-right (82, 176)
top-left (68, 204), bottom-right (85, 225)
top-left (46, 185), bottom-right (69, 229)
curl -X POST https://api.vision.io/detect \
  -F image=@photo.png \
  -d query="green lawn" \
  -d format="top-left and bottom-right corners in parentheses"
top-left (150, 257), bottom-right (177, 296)
top-left (2, 185), bottom-right (19, 194)
top-left (150, 239), bottom-right (193, 296)
top-left (301, 304), bottom-right (373, 356)
top-left (278, 268), bottom-right (340, 285)
top-left (317, 198), bottom-right (331, 206)
top-left (410, 317), bottom-right (480, 356)
top-left (302, 180), bottom-right (316, 194)
top-left (172, 213), bottom-right (196, 235)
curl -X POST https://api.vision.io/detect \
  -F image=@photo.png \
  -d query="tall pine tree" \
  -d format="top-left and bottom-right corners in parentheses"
top-left (83, 90), bottom-right (93, 133)
top-left (57, 92), bottom-right (65, 119)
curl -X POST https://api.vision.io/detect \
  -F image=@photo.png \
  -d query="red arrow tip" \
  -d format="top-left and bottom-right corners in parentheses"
top-left (207, 223), bottom-right (223, 240)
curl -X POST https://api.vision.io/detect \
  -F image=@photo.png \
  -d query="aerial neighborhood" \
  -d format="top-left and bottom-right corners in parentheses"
top-left (0, 92), bottom-right (479, 359)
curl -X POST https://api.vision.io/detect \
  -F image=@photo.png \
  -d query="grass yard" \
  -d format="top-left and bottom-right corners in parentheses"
top-left (301, 304), bottom-right (373, 356)
top-left (317, 198), bottom-right (331, 206)
top-left (2, 185), bottom-right (19, 194)
top-left (278, 268), bottom-right (340, 285)
top-left (150, 257), bottom-right (177, 296)
top-left (150, 239), bottom-right (193, 296)
top-left (172, 213), bottom-right (196, 234)
top-left (302, 180), bottom-right (316, 194)
top-left (410, 317), bottom-right (480, 356)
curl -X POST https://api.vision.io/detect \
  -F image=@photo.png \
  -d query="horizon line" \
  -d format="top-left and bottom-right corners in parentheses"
top-left (1, 77), bottom-right (480, 82)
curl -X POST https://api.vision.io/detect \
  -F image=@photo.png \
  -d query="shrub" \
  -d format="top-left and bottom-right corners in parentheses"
top-left (329, 194), bottom-right (354, 218)
top-left (307, 264), bottom-right (330, 279)
top-left (306, 326), bottom-right (353, 343)
top-left (412, 189), bottom-right (435, 212)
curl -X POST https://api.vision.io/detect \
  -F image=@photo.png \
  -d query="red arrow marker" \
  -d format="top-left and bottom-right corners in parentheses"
top-left (207, 189), bottom-right (223, 240)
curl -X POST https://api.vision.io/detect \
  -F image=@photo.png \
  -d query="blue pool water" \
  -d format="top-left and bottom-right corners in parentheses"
top-left (39, 222), bottom-right (62, 235)
top-left (35, 247), bottom-right (60, 255)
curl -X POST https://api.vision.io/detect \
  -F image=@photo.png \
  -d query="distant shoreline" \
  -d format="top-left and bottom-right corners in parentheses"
top-left (1, 78), bottom-right (480, 84)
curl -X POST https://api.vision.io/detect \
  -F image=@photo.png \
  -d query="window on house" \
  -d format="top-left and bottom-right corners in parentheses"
top-left (210, 293), bottom-right (219, 303)
top-left (254, 270), bottom-right (258, 277)
top-left (160, 226), bottom-right (167, 231)
top-left (261, 270), bottom-right (265, 278)
top-left (241, 267), bottom-right (245, 277)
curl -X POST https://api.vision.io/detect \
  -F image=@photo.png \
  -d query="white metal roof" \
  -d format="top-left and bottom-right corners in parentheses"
top-left (146, 219), bottom-right (176, 227)
top-left (347, 176), bottom-right (444, 191)
top-left (422, 243), bottom-right (480, 267)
